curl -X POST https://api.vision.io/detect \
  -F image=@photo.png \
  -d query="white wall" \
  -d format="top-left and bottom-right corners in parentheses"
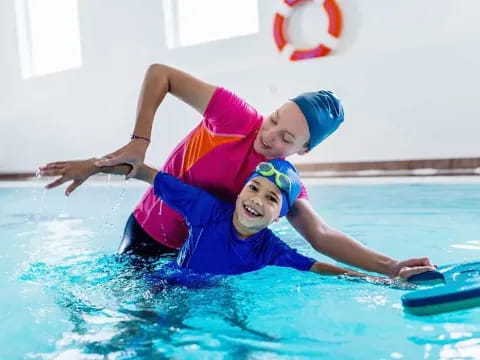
top-left (1, 0), bottom-right (479, 172)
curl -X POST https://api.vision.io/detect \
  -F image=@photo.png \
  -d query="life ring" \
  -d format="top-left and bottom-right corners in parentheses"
top-left (273, 0), bottom-right (343, 61)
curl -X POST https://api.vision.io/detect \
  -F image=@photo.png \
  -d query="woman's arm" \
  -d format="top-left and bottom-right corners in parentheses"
top-left (288, 198), bottom-right (435, 277)
top-left (94, 64), bottom-right (217, 178)
top-left (40, 64), bottom-right (217, 193)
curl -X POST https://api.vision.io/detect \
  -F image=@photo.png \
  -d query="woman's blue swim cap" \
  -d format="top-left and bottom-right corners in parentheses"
top-left (245, 159), bottom-right (301, 217)
top-left (290, 90), bottom-right (344, 150)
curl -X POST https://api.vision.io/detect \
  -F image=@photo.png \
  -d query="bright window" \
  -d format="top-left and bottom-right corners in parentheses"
top-left (163, 0), bottom-right (259, 48)
top-left (15, 0), bottom-right (83, 79)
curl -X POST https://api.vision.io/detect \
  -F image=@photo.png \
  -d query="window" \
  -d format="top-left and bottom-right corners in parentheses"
top-left (15, 0), bottom-right (82, 79)
top-left (163, 0), bottom-right (259, 48)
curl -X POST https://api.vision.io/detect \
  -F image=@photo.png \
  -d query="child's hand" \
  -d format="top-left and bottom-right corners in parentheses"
top-left (39, 158), bottom-right (98, 196)
top-left (342, 268), bottom-right (424, 289)
top-left (341, 272), bottom-right (413, 289)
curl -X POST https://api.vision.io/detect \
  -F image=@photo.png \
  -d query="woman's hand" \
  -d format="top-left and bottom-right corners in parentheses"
top-left (94, 139), bottom-right (149, 179)
top-left (39, 158), bottom-right (98, 196)
top-left (390, 257), bottom-right (436, 278)
top-left (396, 265), bottom-right (436, 280)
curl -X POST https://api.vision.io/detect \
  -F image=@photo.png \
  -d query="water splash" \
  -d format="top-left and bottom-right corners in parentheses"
top-left (100, 175), bottom-right (128, 233)
top-left (31, 170), bottom-right (49, 231)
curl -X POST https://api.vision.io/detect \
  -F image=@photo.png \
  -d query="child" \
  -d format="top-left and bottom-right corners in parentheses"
top-left (133, 158), bottom-right (423, 281)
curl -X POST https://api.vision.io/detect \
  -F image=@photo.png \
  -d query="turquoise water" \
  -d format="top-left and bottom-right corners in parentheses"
top-left (1, 179), bottom-right (480, 359)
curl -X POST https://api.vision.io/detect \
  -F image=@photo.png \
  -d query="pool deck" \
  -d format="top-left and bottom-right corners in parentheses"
top-left (2, 157), bottom-right (480, 186)
top-left (1, 175), bottom-right (480, 188)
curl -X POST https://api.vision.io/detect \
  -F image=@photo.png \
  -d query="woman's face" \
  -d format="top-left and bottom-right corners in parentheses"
top-left (253, 101), bottom-right (310, 159)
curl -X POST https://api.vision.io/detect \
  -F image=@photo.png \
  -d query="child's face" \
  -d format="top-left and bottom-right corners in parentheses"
top-left (234, 177), bottom-right (283, 233)
top-left (253, 101), bottom-right (310, 159)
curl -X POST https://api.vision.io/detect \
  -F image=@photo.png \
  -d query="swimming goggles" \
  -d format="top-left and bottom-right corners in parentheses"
top-left (255, 162), bottom-right (292, 197)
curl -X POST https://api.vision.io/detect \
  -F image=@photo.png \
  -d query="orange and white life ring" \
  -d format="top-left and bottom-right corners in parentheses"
top-left (273, 0), bottom-right (343, 61)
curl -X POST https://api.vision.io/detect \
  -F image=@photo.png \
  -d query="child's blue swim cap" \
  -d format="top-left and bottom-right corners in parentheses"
top-left (245, 159), bottom-right (302, 217)
top-left (290, 90), bottom-right (344, 150)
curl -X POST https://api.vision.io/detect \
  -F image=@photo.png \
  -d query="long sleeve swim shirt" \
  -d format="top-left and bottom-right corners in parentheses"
top-left (153, 171), bottom-right (315, 275)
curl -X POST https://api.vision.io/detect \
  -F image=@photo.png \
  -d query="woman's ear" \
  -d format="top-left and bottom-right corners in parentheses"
top-left (297, 147), bottom-right (309, 156)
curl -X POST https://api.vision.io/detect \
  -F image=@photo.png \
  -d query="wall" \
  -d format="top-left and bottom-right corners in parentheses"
top-left (1, 0), bottom-right (479, 172)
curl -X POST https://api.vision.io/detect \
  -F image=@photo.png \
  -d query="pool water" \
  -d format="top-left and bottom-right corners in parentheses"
top-left (1, 178), bottom-right (480, 359)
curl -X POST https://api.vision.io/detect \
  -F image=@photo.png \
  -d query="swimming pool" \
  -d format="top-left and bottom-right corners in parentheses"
top-left (1, 177), bottom-right (479, 359)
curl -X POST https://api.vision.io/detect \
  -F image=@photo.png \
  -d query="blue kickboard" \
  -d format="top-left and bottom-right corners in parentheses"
top-left (402, 261), bottom-right (480, 315)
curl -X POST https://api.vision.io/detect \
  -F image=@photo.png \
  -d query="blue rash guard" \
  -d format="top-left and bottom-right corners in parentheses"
top-left (153, 172), bottom-right (316, 275)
